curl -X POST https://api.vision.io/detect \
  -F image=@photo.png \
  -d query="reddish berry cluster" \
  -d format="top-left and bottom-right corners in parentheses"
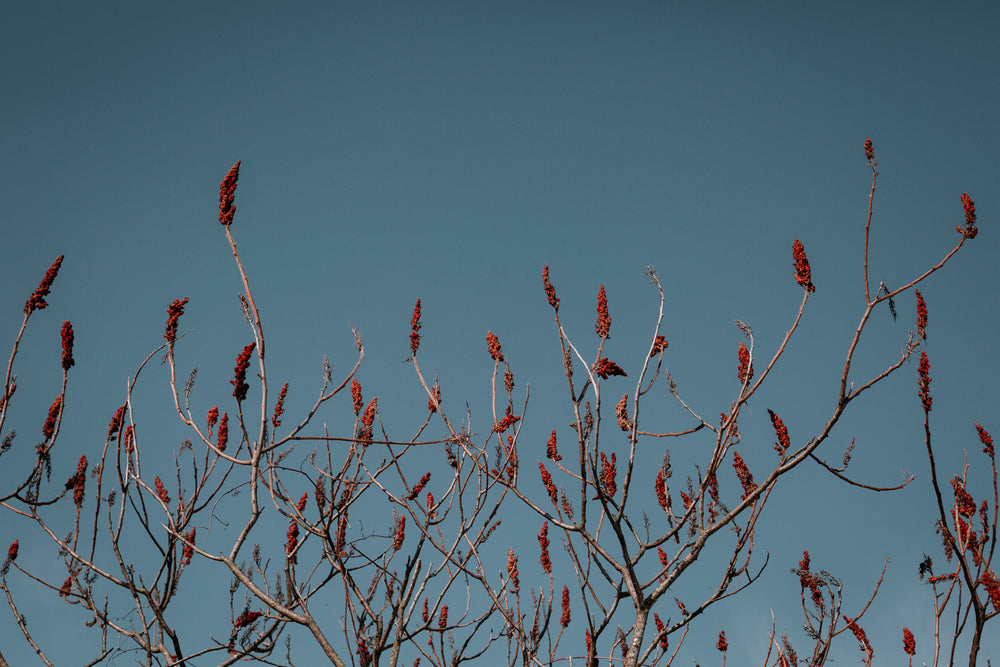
top-left (61, 321), bottom-right (75, 370)
top-left (163, 297), bottom-right (189, 346)
top-left (595, 285), bottom-right (611, 338)
top-left (792, 239), bottom-right (816, 293)
top-left (218, 161), bottom-right (240, 226)
top-left (24, 255), bottom-right (64, 315)
top-left (231, 342), bottom-right (256, 401)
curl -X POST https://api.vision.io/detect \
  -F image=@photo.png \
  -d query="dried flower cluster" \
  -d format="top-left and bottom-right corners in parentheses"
top-left (560, 585), bottom-right (571, 628)
top-left (163, 297), bottom-right (189, 347)
top-left (218, 161), bottom-right (240, 226)
top-left (716, 630), bottom-right (728, 652)
top-left (542, 265), bottom-right (559, 310)
top-left (864, 137), bottom-right (875, 164)
top-left (918, 351), bottom-right (932, 411)
top-left (60, 320), bottom-right (75, 370)
top-left (24, 255), bottom-right (64, 315)
top-left (7, 540), bottom-right (18, 561)
top-left (231, 342), bottom-right (256, 401)
top-left (792, 239), bottom-right (816, 293)
top-left (595, 285), bottom-right (611, 338)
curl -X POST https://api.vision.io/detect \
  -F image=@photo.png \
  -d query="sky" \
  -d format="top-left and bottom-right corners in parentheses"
top-left (1, 1), bottom-right (999, 664)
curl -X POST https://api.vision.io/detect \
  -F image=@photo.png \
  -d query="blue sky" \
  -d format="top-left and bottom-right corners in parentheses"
top-left (2, 2), bottom-right (998, 664)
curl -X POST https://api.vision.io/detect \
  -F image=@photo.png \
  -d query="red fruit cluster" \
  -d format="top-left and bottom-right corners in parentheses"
top-left (595, 357), bottom-right (626, 379)
top-left (154, 476), bottom-right (171, 504)
top-left (546, 430), bottom-right (561, 461)
top-left (792, 239), bottom-right (816, 293)
top-left (958, 193), bottom-right (977, 239)
top-left (732, 451), bottom-right (756, 500)
top-left (600, 452), bottom-right (617, 497)
top-left (163, 297), bottom-right (189, 346)
top-left (107, 405), bottom-right (126, 441)
top-left (843, 615), bottom-right (873, 662)
top-left (539, 463), bottom-right (558, 504)
top-left (182, 528), bottom-right (196, 565)
top-left (768, 409), bottom-right (790, 457)
top-left (351, 379), bottom-right (363, 416)
top-left (392, 514), bottom-right (405, 551)
top-left (486, 331), bottom-right (504, 362)
top-left (42, 395), bottom-right (62, 440)
top-left (507, 549), bottom-right (520, 593)
top-left (974, 421), bottom-right (994, 458)
top-left (595, 285), bottom-right (611, 338)
top-left (272, 382), bottom-right (289, 429)
top-left (649, 335), bottom-right (668, 357)
top-left (231, 342), bottom-right (256, 401)
top-left (408, 472), bottom-right (431, 501)
top-left (560, 585), bottom-right (571, 628)
top-left (218, 161), bottom-right (241, 226)
top-left (61, 321), bottom-right (75, 370)
top-left (409, 299), bottom-right (422, 356)
top-left (902, 627), bottom-right (916, 656)
top-left (915, 290), bottom-right (927, 339)
top-left (234, 609), bottom-right (263, 628)
top-left (24, 255), bottom-right (64, 315)
top-left (542, 265), bottom-right (559, 310)
top-left (538, 522), bottom-right (551, 574)
top-left (918, 351), bottom-right (932, 411)
top-left (737, 342), bottom-right (753, 383)
top-left (717, 630), bottom-right (728, 652)
top-left (217, 412), bottom-right (229, 451)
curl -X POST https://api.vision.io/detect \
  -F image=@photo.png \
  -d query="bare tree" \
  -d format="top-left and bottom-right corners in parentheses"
top-left (0, 139), bottom-right (993, 666)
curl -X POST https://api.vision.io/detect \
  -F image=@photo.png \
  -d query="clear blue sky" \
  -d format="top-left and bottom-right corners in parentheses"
top-left (2, 2), bottom-right (998, 664)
